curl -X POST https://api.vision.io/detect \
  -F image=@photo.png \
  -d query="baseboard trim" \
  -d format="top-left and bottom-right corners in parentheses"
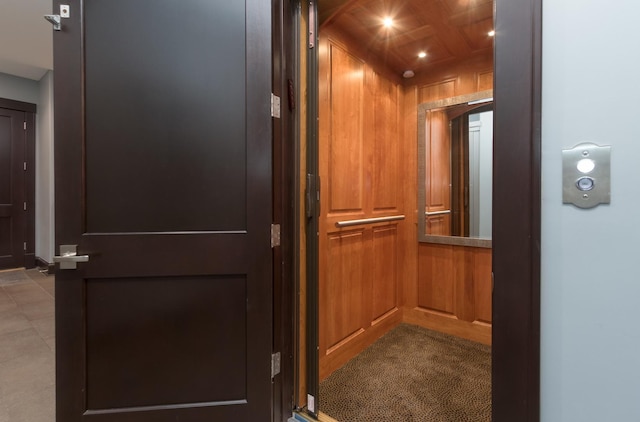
top-left (403, 307), bottom-right (491, 345)
top-left (35, 257), bottom-right (55, 275)
top-left (320, 308), bottom-right (402, 381)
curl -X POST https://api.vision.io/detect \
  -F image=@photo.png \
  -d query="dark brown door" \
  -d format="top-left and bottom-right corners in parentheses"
top-left (0, 107), bottom-right (26, 270)
top-left (54, 1), bottom-right (273, 421)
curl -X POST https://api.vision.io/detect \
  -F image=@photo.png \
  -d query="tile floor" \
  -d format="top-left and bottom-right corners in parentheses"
top-left (0, 268), bottom-right (55, 422)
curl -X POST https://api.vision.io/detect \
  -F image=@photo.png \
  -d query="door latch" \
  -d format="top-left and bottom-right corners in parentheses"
top-left (44, 5), bottom-right (70, 31)
top-left (44, 14), bottom-right (61, 31)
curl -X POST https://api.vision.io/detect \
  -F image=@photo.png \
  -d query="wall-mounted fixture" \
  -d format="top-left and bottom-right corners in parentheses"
top-left (44, 4), bottom-right (70, 31)
top-left (562, 142), bottom-right (611, 208)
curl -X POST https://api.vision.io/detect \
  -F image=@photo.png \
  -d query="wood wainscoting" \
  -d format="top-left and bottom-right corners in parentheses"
top-left (319, 224), bottom-right (403, 381)
top-left (404, 243), bottom-right (492, 345)
top-left (317, 33), bottom-right (404, 381)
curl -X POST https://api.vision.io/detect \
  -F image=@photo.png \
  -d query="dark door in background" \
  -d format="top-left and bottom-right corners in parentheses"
top-left (0, 100), bottom-right (35, 270)
top-left (53, 0), bottom-right (273, 421)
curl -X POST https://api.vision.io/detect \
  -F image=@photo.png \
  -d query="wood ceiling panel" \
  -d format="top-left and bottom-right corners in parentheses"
top-left (442, 0), bottom-right (493, 17)
top-left (394, 36), bottom-right (456, 69)
top-left (319, 0), bottom-right (494, 78)
top-left (459, 18), bottom-right (494, 51)
top-left (385, 26), bottom-right (438, 48)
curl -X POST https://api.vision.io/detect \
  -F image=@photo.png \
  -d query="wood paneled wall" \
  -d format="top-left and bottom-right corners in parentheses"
top-left (403, 243), bottom-right (491, 344)
top-left (318, 34), bottom-right (403, 381)
top-left (316, 28), bottom-right (493, 381)
top-left (413, 54), bottom-right (494, 101)
top-left (403, 52), bottom-right (494, 346)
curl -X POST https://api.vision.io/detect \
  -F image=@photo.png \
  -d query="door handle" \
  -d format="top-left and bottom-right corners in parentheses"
top-left (53, 245), bottom-right (89, 269)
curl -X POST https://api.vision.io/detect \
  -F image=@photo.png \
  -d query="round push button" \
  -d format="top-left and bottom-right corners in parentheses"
top-left (576, 176), bottom-right (595, 191)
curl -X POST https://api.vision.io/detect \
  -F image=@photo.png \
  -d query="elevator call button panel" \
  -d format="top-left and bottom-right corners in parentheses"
top-left (562, 142), bottom-right (611, 209)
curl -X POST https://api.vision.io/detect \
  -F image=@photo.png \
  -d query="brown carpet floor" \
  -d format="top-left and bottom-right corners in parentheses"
top-left (319, 323), bottom-right (491, 422)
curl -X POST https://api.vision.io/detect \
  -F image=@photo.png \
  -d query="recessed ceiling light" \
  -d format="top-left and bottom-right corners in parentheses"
top-left (488, 30), bottom-right (495, 37)
top-left (383, 17), bottom-right (393, 28)
top-left (418, 51), bottom-right (427, 58)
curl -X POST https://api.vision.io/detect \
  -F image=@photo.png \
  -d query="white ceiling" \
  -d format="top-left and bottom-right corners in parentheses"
top-left (0, 0), bottom-right (54, 80)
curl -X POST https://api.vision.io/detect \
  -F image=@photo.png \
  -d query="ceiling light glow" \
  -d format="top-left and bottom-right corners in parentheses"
top-left (418, 51), bottom-right (427, 58)
top-left (488, 30), bottom-right (495, 37)
top-left (383, 17), bottom-right (393, 28)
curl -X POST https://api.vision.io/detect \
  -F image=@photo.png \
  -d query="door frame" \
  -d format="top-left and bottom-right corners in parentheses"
top-left (0, 98), bottom-right (36, 270)
top-left (491, 0), bottom-right (542, 419)
top-left (272, 0), bottom-right (297, 421)
top-left (293, 0), bottom-right (543, 420)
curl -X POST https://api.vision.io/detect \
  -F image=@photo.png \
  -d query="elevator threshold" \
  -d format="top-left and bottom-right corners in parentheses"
top-left (291, 411), bottom-right (338, 422)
